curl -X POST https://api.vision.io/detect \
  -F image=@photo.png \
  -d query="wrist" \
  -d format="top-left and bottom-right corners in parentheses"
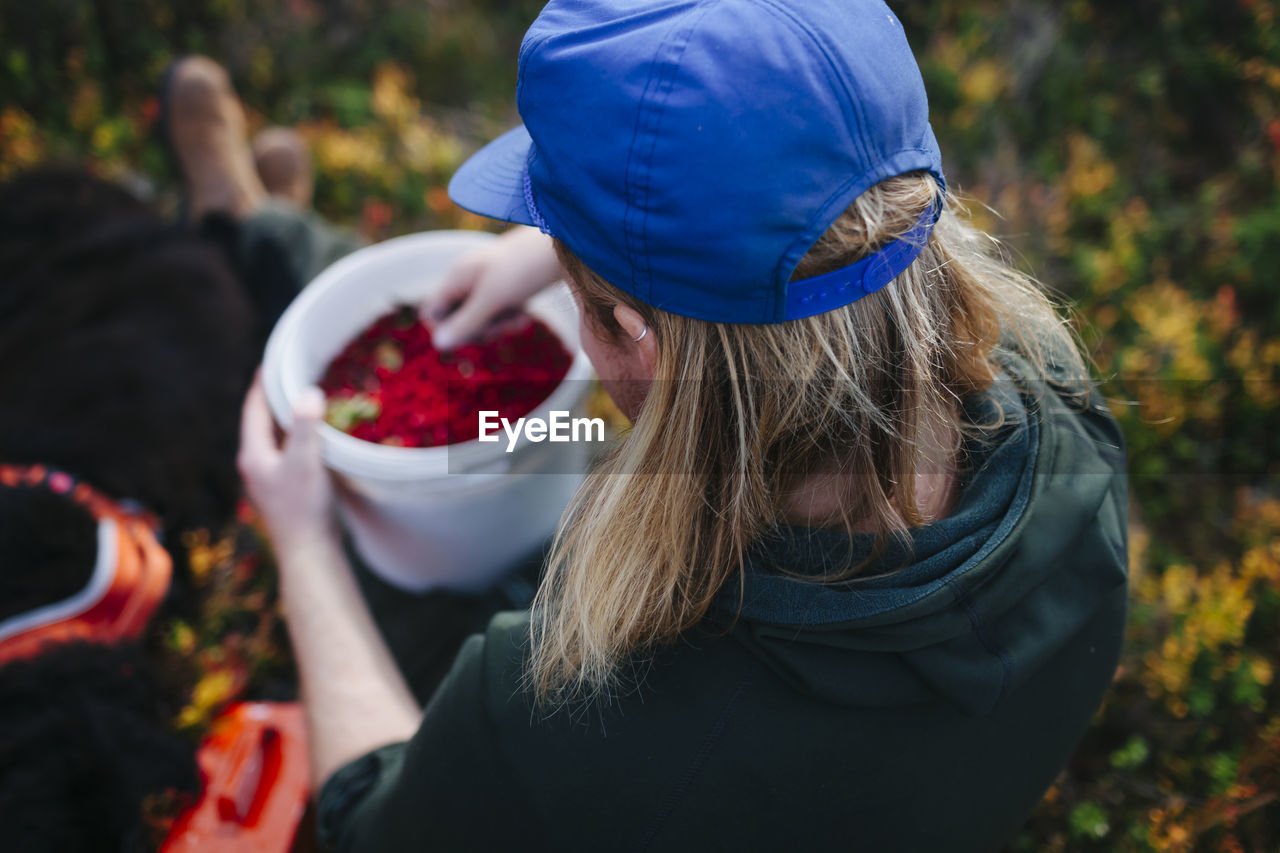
top-left (270, 521), bottom-right (345, 578)
top-left (508, 227), bottom-right (561, 292)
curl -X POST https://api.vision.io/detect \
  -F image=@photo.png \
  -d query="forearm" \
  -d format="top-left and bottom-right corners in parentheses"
top-left (505, 224), bottom-right (563, 287)
top-left (275, 529), bottom-right (422, 790)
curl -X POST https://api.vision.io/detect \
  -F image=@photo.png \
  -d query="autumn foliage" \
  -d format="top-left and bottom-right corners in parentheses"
top-left (1, 1), bottom-right (1277, 848)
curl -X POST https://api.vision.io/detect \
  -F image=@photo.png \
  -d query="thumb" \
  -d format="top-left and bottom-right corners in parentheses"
top-left (286, 387), bottom-right (327, 460)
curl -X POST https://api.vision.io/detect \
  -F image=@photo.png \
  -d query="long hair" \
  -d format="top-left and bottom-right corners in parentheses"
top-left (531, 171), bottom-right (1088, 705)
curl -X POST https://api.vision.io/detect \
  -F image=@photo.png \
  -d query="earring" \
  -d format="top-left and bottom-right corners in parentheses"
top-left (632, 324), bottom-right (648, 343)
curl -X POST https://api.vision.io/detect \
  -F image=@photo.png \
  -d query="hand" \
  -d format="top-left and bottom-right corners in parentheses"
top-left (238, 372), bottom-right (338, 560)
top-left (422, 225), bottom-right (562, 350)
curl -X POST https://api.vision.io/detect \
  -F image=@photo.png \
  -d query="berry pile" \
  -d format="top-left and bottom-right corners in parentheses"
top-left (319, 305), bottom-right (572, 447)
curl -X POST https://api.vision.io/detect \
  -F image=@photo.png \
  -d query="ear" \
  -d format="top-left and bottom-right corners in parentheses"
top-left (613, 303), bottom-right (659, 378)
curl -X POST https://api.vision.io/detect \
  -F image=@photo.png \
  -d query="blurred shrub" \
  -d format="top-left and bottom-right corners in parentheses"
top-left (893, 2), bottom-right (1280, 849)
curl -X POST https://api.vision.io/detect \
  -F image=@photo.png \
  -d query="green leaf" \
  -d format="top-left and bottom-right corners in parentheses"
top-left (325, 393), bottom-right (380, 432)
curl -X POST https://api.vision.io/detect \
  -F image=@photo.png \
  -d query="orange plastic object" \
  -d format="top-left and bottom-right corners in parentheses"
top-left (161, 702), bottom-right (312, 853)
top-left (0, 464), bottom-right (172, 665)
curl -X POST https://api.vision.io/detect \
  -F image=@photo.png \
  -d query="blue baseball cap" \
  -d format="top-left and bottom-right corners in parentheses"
top-left (448, 0), bottom-right (945, 324)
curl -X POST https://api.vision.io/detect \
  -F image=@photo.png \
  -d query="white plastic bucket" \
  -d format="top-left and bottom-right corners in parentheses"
top-left (261, 230), bottom-right (594, 592)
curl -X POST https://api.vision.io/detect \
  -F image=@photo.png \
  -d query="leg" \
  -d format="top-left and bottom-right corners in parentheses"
top-left (253, 127), bottom-right (314, 209)
top-left (166, 56), bottom-right (266, 221)
top-left (166, 57), bottom-right (363, 288)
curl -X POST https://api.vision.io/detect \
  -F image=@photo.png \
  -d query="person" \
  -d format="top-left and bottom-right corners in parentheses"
top-left (0, 61), bottom-right (347, 847)
top-left (0, 168), bottom-right (250, 852)
top-left (161, 55), bottom-right (364, 340)
top-left (0, 465), bottom-right (197, 853)
top-left (0, 167), bottom-right (258, 565)
top-left (238, 1), bottom-right (1130, 850)
top-left (0, 463), bottom-right (309, 853)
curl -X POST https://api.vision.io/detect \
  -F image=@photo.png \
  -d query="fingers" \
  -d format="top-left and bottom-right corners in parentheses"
top-left (431, 294), bottom-right (499, 351)
top-left (295, 386), bottom-right (326, 422)
top-left (421, 251), bottom-right (482, 324)
top-left (238, 372), bottom-right (280, 478)
top-left (478, 310), bottom-right (532, 344)
top-left (285, 387), bottom-right (327, 464)
top-left (422, 226), bottom-right (559, 351)
top-left (237, 375), bottom-right (336, 551)
top-left (422, 252), bottom-right (491, 351)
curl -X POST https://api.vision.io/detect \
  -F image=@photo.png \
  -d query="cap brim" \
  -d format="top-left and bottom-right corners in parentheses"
top-left (446, 125), bottom-right (536, 227)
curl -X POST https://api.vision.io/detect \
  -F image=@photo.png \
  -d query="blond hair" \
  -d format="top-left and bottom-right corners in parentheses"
top-left (531, 171), bottom-right (1086, 705)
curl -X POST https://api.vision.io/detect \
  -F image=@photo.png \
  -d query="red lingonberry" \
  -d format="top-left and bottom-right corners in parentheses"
top-left (319, 305), bottom-right (572, 448)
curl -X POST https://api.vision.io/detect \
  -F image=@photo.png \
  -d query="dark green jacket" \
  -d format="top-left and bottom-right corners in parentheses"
top-left (318, 367), bottom-right (1129, 852)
